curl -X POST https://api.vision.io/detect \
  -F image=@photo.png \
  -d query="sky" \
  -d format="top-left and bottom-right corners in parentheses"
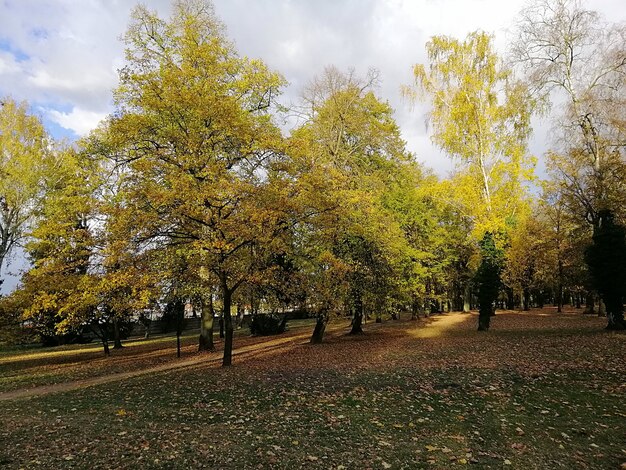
top-left (0, 0), bottom-right (625, 292)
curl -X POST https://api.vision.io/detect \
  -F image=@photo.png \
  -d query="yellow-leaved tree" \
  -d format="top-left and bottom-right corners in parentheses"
top-left (102, 0), bottom-right (291, 366)
top-left (0, 98), bottom-right (52, 288)
top-left (289, 67), bottom-right (412, 342)
top-left (405, 31), bottom-right (537, 330)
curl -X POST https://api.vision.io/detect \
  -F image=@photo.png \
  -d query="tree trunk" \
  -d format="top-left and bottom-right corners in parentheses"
top-left (113, 318), bottom-right (123, 349)
top-left (199, 295), bottom-right (215, 352)
top-left (523, 288), bottom-right (530, 311)
top-left (101, 322), bottom-right (111, 356)
top-left (175, 299), bottom-right (184, 358)
top-left (463, 283), bottom-right (471, 313)
top-left (605, 307), bottom-right (626, 330)
top-left (411, 297), bottom-right (419, 320)
top-left (557, 257), bottom-right (564, 312)
top-left (584, 293), bottom-right (595, 314)
top-left (222, 287), bottom-right (234, 366)
top-left (536, 290), bottom-right (545, 308)
top-left (310, 311), bottom-right (328, 344)
top-left (506, 288), bottom-right (514, 310)
top-left (349, 293), bottom-right (364, 335)
top-left (477, 311), bottom-right (490, 331)
top-left (278, 314), bottom-right (287, 333)
top-left (236, 303), bottom-right (245, 329)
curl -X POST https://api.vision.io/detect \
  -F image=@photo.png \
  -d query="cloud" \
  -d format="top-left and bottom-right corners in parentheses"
top-left (47, 107), bottom-right (107, 136)
top-left (0, 0), bottom-right (624, 166)
top-left (0, 51), bottom-right (21, 75)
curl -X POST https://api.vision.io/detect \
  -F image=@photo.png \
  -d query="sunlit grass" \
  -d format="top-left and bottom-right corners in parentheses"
top-left (0, 310), bottom-right (620, 469)
top-left (406, 312), bottom-right (468, 338)
top-left (0, 330), bottom-right (199, 364)
top-left (0, 318), bottom-right (321, 364)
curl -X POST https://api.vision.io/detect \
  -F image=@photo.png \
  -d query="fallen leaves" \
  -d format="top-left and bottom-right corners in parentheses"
top-left (0, 309), bottom-right (623, 469)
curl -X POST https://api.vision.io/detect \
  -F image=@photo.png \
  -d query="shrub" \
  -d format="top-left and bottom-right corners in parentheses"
top-left (249, 314), bottom-right (287, 336)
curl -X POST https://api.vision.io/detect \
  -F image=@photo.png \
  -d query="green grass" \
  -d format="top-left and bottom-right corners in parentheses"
top-left (1, 364), bottom-right (623, 469)
top-left (0, 318), bottom-right (320, 394)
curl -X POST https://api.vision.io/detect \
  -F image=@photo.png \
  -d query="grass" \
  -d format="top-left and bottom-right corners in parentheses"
top-left (0, 318), bottom-right (319, 394)
top-left (0, 309), bottom-right (624, 469)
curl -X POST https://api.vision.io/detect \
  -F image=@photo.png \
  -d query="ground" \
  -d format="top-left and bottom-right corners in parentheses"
top-left (0, 309), bottom-right (624, 469)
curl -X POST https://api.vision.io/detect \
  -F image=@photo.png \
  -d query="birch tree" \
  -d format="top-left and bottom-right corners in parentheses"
top-left (512, 0), bottom-right (626, 226)
top-left (406, 31), bottom-right (536, 330)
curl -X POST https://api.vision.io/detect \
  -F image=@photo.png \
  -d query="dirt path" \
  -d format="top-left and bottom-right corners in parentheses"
top-left (0, 314), bottom-right (469, 401)
top-left (0, 330), bottom-right (319, 401)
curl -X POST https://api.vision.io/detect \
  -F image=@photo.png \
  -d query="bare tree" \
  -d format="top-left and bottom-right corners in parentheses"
top-left (512, 0), bottom-right (626, 225)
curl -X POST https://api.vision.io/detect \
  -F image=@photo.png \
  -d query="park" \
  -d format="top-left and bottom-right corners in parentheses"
top-left (1, 308), bottom-right (624, 468)
top-left (1, 0), bottom-right (625, 468)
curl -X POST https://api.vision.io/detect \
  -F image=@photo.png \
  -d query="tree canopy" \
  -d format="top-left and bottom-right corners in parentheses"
top-left (2, 0), bottom-right (625, 352)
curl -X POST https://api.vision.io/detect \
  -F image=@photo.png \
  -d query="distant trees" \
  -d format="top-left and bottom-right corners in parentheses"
top-left (513, 0), bottom-right (626, 322)
top-left (513, 0), bottom-right (626, 227)
top-left (289, 67), bottom-right (413, 342)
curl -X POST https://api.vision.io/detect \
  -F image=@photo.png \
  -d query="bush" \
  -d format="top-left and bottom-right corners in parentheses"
top-left (249, 314), bottom-right (287, 336)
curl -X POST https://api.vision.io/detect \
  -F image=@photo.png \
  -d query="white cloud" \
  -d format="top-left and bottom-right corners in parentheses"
top-left (48, 107), bottom-right (107, 136)
top-left (0, 51), bottom-right (21, 75)
top-left (0, 0), bottom-right (624, 161)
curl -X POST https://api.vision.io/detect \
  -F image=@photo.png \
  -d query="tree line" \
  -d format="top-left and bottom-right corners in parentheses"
top-left (0, 0), bottom-right (624, 365)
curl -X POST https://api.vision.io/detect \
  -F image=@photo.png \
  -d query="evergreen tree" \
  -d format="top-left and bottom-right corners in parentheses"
top-left (476, 232), bottom-right (502, 331)
top-left (584, 210), bottom-right (626, 330)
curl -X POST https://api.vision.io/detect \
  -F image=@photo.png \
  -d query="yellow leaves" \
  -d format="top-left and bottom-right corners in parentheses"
top-left (407, 31), bottom-right (536, 243)
top-left (0, 97), bottom-right (53, 268)
top-left (23, 291), bottom-right (60, 321)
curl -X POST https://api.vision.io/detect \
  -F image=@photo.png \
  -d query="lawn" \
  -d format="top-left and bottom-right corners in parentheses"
top-left (0, 309), bottom-right (624, 469)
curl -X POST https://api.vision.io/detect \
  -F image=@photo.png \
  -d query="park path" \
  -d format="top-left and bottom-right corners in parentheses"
top-left (0, 329), bottom-right (319, 402)
top-left (0, 313), bottom-right (469, 402)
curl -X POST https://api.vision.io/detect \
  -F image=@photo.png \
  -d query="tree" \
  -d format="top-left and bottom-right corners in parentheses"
top-left (0, 98), bottom-right (51, 287)
top-left (105, 0), bottom-right (289, 366)
top-left (502, 213), bottom-right (541, 311)
top-left (20, 147), bottom-right (101, 348)
top-left (14, 134), bottom-right (154, 355)
top-left (476, 232), bottom-right (503, 331)
top-left (290, 67), bottom-right (411, 341)
top-left (406, 31), bottom-right (536, 329)
top-left (584, 210), bottom-right (626, 330)
top-left (512, 0), bottom-right (626, 226)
